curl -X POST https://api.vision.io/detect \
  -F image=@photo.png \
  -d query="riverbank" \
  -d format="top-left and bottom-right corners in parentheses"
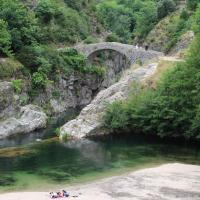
top-left (1, 163), bottom-right (200, 200)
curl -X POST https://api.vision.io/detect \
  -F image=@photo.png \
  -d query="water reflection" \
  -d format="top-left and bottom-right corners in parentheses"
top-left (0, 126), bottom-right (200, 192)
top-left (0, 109), bottom-right (79, 148)
top-left (64, 139), bottom-right (109, 167)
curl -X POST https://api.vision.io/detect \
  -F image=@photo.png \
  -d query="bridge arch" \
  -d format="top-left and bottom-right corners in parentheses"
top-left (75, 42), bottom-right (132, 62)
top-left (74, 42), bottom-right (163, 65)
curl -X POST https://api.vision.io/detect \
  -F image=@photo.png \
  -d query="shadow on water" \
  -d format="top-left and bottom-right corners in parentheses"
top-left (0, 131), bottom-right (200, 192)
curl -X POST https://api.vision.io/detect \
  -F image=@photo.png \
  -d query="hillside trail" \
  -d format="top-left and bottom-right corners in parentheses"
top-left (159, 56), bottom-right (184, 62)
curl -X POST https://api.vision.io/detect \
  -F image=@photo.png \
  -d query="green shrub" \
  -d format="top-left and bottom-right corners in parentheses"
top-left (0, 58), bottom-right (23, 78)
top-left (12, 79), bottom-right (23, 93)
top-left (192, 4), bottom-right (200, 34)
top-left (157, 0), bottom-right (176, 20)
top-left (84, 36), bottom-right (98, 44)
top-left (38, 5), bottom-right (90, 44)
top-left (0, 19), bottom-right (12, 56)
top-left (180, 9), bottom-right (190, 20)
top-left (64, 0), bottom-right (83, 11)
top-left (55, 128), bottom-right (61, 136)
top-left (34, 0), bottom-right (56, 24)
top-left (59, 131), bottom-right (70, 141)
top-left (19, 95), bottom-right (29, 105)
top-left (80, 65), bottom-right (107, 76)
top-left (17, 44), bottom-right (44, 72)
top-left (187, 0), bottom-right (200, 10)
top-left (32, 71), bottom-right (48, 88)
top-left (59, 48), bottom-right (106, 76)
top-left (105, 33), bottom-right (121, 42)
top-left (52, 90), bottom-right (60, 99)
top-left (103, 101), bottom-right (130, 131)
top-left (0, 0), bottom-right (39, 52)
top-left (136, 59), bottom-right (142, 66)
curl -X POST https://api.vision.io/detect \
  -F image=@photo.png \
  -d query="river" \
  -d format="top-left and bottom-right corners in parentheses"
top-left (0, 111), bottom-right (200, 193)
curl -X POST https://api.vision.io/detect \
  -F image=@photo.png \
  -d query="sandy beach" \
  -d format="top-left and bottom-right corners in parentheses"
top-left (1, 163), bottom-right (200, 200)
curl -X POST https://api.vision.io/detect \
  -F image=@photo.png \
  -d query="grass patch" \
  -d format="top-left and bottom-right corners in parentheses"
top-left (143, 58), bottom-right (181, 89)
top-left (0, 57), bottom-right (23, 79)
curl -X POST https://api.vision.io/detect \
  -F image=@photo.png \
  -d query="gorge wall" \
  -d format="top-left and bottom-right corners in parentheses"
top-left (0, 50), bottom-right (129, 139)
top-left (0, 44), bottom-right (162, 139)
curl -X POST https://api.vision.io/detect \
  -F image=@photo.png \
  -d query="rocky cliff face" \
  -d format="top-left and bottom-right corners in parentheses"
top-left (0, 82), bottom-right (19, 120)
top-left (0, 81), bottom-right (47, 139)
top-left (169, 31), bottom-right (194, 56)
top-left (33, 50), bottom-right (129, 115)
top-left (0, 51), bottom-right (129, 138)
top-left (0, 49), bottom-right (161, 139)
top-left (60, 63), bottom-right (158, 139)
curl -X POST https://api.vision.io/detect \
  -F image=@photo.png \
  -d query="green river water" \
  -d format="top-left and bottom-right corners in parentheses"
top-left (0, 111), bottom-right (200, 193)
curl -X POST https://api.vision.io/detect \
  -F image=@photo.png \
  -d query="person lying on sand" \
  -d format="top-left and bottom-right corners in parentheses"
top-left (50, 192), bottom-right (58, 198)
top-left (50, 190), bottom-right (69, 198)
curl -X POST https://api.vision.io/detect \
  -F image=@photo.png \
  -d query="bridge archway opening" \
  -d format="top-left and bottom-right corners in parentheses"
top-left (87, 49), bottom-right (131, 70)
top-left (86, 49), bottom-right (131, 90)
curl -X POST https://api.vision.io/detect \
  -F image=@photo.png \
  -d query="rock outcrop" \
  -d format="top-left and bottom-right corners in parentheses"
top-left (145, 12), bottom-right (193, 54)
top-left (33, 51), bottom-right (130, 114)
top-left (0, 105), bottom-right (47, 139)
top-left (0, 81), bottom-right (19, 120)
top-left (60, 63), bottom-right (158, 139)
top-left (169, 31), bottom-right (194, 55)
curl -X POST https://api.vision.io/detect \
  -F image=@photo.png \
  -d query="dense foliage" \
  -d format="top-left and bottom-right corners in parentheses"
top-left (187, 0), bottom-right (200, 10)
top-left (103, 4), bottom-right (200, 141)
top-left (0, 19), bottom-right (12, 56)
top-left (96, 0), bottom-right (177, 43)
top-left (0, 0), bottom-right (102, 89)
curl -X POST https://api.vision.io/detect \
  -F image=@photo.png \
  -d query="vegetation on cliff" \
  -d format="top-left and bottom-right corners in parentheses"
top-left (0, 0), bottom-right (194, 89)
top-left (103, 3), bottom-right (200, 141)
top-left (0, 0), bottom-right (103, 90)
top-left (96, 0), bottom-right (183, 43)
top-left (0, 0), bottom-right (199, 121)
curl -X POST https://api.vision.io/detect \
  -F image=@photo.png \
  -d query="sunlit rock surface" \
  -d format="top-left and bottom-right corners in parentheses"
top-left (60, 64), bottom-right (158, 139)
top-left (0, 105), bottom-right (47, 139)
top-left (0, 163), bottom-right (200, 200)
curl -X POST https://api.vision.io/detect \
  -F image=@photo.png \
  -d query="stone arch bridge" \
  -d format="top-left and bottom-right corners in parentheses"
top-left (74, 42), bottom-right (163, 65)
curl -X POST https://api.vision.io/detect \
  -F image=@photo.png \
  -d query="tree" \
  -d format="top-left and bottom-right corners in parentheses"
top-left (0, 19), bottom-right (12, 56)
top-left (134, 1), bottom-right (157, 40)
top-left (96, 1), bottom-right (132, 42)
top-left (34, 0), bottom-right (56, 24)
top-left (64, 0), bottom-right (83, 11)
top-left (192, 4), bottom-right (200, 35)
top-left (0, 0), bottom-right (39, 52)
top-left (187, 0), bottom-right (200, 10)
top-left (157, 0), bottom-right (176, 19)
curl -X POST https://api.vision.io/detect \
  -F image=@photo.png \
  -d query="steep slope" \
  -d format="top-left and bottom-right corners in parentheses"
top-left (145, 10), bottom-right (193, 54)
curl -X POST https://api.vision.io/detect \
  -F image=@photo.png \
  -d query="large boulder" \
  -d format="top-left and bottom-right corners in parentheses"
top-left (60, 63), bottom-right (158, 139)
top-left (0, 105), bottom-right (47, 139)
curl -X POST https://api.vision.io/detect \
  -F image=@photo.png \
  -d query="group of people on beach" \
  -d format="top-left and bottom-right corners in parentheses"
top-left (50, 190), bottom-right (69, 199)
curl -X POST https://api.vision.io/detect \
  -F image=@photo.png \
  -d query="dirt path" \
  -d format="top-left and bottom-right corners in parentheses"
top-left (159, 56), bottom-right (184, 62)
